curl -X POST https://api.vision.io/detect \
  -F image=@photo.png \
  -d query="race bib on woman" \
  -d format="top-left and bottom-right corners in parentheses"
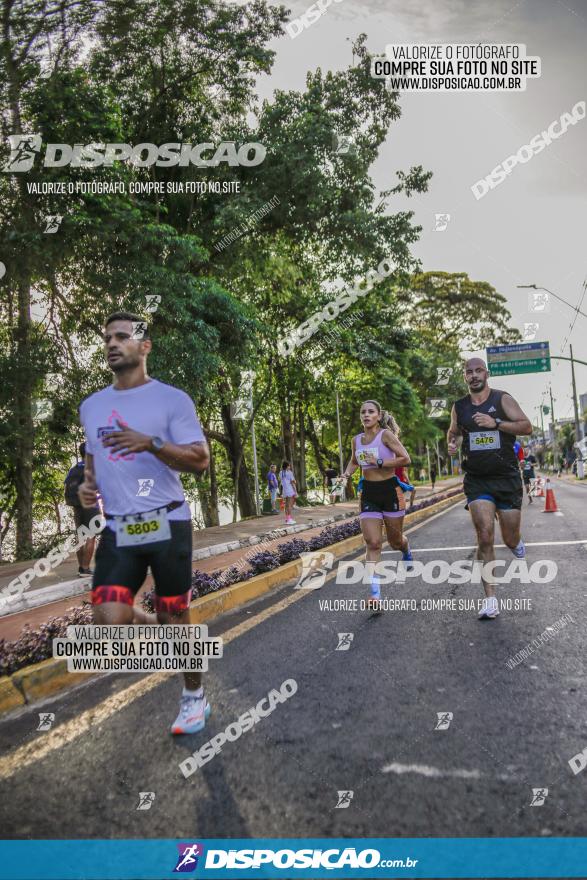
top-left (356, 446), bottom-right (378, 465)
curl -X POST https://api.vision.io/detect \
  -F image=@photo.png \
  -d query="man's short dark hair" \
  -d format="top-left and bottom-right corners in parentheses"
top-left (79, 442), bottom-right (86, 458)
top-left (104, 311), bottom-right (150, 339)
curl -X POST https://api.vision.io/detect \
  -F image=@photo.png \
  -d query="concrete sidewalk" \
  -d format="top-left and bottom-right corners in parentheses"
top-left (0, 478), bottom-right (461, 642)
top-left (552, 472), bottom-right (587, 487)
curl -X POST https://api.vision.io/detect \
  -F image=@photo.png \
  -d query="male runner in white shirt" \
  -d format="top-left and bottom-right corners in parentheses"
top-left (78, 312), bottom-right (211, 734)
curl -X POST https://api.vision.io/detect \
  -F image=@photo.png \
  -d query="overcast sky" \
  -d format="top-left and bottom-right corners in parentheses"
top-left (255, 0), bottom-right (587, 428)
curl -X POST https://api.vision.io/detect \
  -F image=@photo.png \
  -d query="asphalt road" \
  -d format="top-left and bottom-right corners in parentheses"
top-left (1, 479), bottom-right (586, 843)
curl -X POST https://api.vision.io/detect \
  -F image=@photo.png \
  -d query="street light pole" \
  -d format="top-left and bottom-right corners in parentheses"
top-left (539, 405), bottom-right (545, 447)
top-left (250, 416), bottom-right (261, 516)
top-left (517, 284), bottom-right (587, 321)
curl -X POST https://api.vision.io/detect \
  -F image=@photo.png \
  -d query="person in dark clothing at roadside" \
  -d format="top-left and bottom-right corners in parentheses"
top-left (64, 442), bottom-right (100, 575)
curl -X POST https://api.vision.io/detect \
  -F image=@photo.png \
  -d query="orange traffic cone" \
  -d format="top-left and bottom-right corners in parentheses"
top-left (543, 478), bottom-right (559, 513)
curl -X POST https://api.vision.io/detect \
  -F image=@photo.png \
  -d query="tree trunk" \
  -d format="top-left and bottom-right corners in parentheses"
top-left (14, 276), bottom-right (34, 559)
top-left (6, 46), bottom-right (35, 559)
top-left (281, 409), bottom-right (294, 466)
top-left (220, 403), bottom-right (256, 518)
top-left (298, 399), bottom-right (307, 495)
top-left (53, 496), bottom-right (62, 535)
top-left (198, 437), bottom-right (220, 528)
top-left (306, 415), bottom-right (326, 475)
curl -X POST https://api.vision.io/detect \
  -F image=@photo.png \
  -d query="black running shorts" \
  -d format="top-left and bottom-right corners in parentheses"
top-left (464, 473), bottom-right (523, 511)
top-left (359, 476), bottom-right (405, 519)
top-left (92, 520), bottom-right (193, 607)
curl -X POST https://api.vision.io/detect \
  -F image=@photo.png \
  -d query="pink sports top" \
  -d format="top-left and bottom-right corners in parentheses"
top-left (354, 429), bottom-right (396, 470)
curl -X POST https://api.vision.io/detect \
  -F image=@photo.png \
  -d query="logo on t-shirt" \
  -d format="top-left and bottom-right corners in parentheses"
top-left (97, 410), bottom-right (135, 462)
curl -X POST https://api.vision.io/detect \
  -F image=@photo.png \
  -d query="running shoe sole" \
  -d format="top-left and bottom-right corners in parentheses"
top-left (478, 607), bottom-right (499, 620)
top-left (171, 702), bottom-right (211, 736)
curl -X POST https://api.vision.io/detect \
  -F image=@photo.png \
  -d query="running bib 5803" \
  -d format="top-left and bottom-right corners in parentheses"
top-left (469, 430), bottom-right (501, 451)
top-left (114, 509), bottom-right (171, 547)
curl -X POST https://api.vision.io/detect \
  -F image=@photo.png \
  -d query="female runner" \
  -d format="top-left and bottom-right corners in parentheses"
top-left (342, 400), bottom-right (413, 610)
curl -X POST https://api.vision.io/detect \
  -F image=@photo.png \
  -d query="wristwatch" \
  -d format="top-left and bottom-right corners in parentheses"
top-left (494, 418), bottom-right (503, 428)
top-left (376, 458), bottom-right (384, 468)
top-left (150, 435), bottom-right (165, 452)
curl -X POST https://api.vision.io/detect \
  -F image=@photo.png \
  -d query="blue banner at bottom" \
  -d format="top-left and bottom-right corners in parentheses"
top-left (1, 838), bottom-right (587, 879)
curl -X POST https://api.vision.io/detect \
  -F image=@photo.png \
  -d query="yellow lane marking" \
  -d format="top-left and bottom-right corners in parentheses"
top-left (0, 671), bottom-right (169, 781)
top-left (0, 501), bottom-right (460, 780)
top-left (0, 593), bottom-right (310, 781)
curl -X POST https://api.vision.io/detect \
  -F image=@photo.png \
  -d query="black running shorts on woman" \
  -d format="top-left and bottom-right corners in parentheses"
top-left (359, 476), bottom-right (405, 519)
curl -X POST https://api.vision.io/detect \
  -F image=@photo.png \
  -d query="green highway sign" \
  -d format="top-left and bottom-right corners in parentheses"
top-left (486, 342), bottom-right (551, 377)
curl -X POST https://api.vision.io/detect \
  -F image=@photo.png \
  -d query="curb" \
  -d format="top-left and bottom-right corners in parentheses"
top-left (0, 512), bottom-right (359, 618)
top-left (0, 676), bottom-right (25, 714)
top-left (0, 576), bottom-right (92, 619)
top-left (0, 492), bottom-right (464, 718)
top-left (191, 510), bottom-right (356, 560)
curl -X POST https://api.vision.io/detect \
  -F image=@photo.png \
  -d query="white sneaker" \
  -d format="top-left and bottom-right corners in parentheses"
top-left (171, 692), bottom-right (211, 735)
top-left (512, 539), bottom-right (525, 558)
top-left (478, 596), bottom-right (500, 619)
top-left (285, 517), bottom-right (296, 525)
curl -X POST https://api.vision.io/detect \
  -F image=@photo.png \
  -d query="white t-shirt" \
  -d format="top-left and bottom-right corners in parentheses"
top-left (80, 379), bottom-right (205, 522)
top-left (280, 468), bottom-right (296, 498)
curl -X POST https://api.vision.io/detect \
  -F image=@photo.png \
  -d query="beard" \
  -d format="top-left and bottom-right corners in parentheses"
top-left (109, 353), bottom-right (141, 373)
top-left (468, 377), bottom-right (487, 391)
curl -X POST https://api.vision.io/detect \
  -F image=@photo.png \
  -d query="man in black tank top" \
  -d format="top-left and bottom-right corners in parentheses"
top-left (447, 358), bottom-right (532, 620)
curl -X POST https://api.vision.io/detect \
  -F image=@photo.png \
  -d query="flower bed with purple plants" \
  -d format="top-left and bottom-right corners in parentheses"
top-left (0, 486), bottom-right (462, 677)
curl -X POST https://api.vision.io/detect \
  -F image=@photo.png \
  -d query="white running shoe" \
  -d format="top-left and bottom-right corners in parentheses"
top-left (512, 539), bottom-right (525, 558)
top-left (478, 596), bottom-right (500, 619)
top-left (285, 517), bottom-right (296, 525)
top-left (171, 692), bottom-right (211, 735)
top-left (369, 580), bottom-right (381, 600)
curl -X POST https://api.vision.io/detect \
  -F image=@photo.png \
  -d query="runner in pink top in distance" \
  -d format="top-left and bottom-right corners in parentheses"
top-left (341, 400), bottom-right (414, 612)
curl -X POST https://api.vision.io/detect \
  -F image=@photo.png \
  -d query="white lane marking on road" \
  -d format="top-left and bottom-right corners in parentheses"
top-left (382, 762), bottom-right (481, 779)
top-left (382, 539), bottom-right (587, 554)
top-left (404, 501), bottom-right (464, 537)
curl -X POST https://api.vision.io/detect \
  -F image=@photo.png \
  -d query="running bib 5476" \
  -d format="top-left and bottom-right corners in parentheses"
top-left (114, 509), bottom-right (171, 547)
top-left (469, 430), bottom-right (501, 451)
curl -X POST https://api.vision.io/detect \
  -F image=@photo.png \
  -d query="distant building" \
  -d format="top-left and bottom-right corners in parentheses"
top-left (580, 392), bottom-right (587, 434)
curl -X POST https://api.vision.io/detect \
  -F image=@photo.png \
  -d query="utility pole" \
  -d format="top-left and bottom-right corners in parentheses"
top-left (570, 344), bottom-right (582, 442)
top-left (539, 405), bottom-right (546, 447)
top-left (549, 386), bottom-right (558, 470)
